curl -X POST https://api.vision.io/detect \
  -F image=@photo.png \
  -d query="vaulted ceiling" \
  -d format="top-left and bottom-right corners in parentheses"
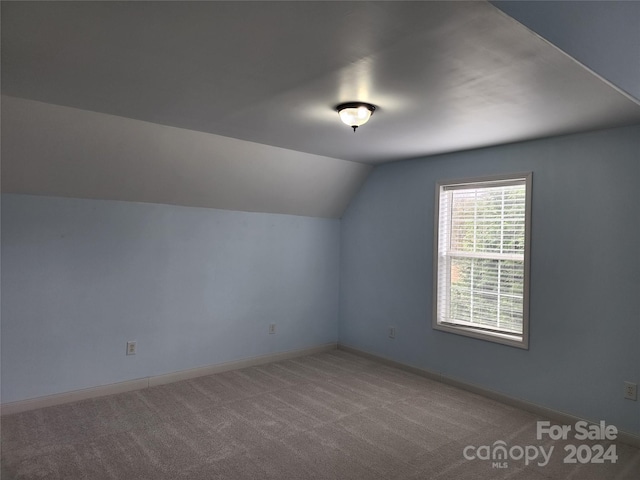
top-left (2, 1), bottom-right (639, 217)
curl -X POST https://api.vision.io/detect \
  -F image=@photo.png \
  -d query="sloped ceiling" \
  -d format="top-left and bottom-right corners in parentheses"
top-left (1, 96), bottom-right (370, 219)
top-left (492, 0), bottom-right (640, 101)
top-left (2, 1), bottom-right (639, 217)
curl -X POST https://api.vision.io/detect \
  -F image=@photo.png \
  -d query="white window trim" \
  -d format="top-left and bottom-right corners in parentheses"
top-left (432, 172), bottom-right (532, 349)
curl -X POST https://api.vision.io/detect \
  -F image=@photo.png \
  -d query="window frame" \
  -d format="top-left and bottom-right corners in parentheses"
top-left (432, 172), bottom-right (532, 349)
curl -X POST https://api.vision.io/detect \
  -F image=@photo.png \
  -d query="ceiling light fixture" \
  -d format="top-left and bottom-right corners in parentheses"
top-left (336, 102), bottom-right (376, 132)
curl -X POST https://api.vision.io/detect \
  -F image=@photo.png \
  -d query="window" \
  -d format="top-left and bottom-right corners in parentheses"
top-left (433, 173), bottom-right (532, 348)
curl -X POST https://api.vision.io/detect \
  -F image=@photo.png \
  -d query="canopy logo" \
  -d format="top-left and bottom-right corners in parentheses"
top-left (463, 441), bottom-right (553, 468)
top-left (463, 420), bottom-right (619, 469)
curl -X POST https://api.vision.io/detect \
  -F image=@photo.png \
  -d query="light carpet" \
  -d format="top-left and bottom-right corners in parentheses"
top-left (2, 350), bottom-right (639, 479)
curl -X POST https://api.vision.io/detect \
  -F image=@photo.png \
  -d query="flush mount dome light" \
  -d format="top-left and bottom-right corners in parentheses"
top-left (336, 102), bottom-right (376, 132)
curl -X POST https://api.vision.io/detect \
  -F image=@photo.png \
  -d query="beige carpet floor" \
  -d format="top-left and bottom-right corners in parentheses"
top-left (2, 349), bottom-right (639, 479)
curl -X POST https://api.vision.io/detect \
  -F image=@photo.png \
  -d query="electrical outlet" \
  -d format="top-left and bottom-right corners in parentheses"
top-left (126, 341), bottom-right (137, 355)
top-left (624, 382), bottom-right (637, 401)
top-left (269, 323), bottom-right (276, 334)
top-left (388, 326), bottom-right (396, 339)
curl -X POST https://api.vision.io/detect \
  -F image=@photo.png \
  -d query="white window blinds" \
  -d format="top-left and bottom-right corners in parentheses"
top-left (434, 174), bottom-right (531, 348)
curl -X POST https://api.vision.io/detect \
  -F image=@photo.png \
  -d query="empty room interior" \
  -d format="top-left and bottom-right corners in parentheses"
top-left (1, 1), bottom-right (639, 479)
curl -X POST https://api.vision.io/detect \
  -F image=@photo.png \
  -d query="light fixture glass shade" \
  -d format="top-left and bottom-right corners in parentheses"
top-left (336, 102), bottom-right (376, 131)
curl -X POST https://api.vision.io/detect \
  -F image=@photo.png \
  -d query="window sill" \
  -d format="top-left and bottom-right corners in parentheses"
top-left (434, 322), bottom-right (528, 349)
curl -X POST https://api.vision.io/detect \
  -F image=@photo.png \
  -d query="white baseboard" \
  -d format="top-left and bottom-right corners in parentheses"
top-left (148, 343), bottom-right (337, 387)
top-left (1, 342), bottom-right (337, 416)
top-left (338, 343), bottom-right (640, 449)
top-left (0, 378), bottom-right (150, 416)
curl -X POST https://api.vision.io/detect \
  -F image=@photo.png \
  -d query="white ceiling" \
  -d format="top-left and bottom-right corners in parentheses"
top-left (1, 96), bottom-right (371, 218)
top-left (2, 1), bottom-right (639, 217)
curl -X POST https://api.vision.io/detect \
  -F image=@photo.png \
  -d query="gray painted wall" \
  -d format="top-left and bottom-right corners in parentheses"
top-left (339, 124), bottom-right (640, 436)
top-left (493, 1), bottom-right (640, 101)
top-left (1, 196), bottom-right (340, 403)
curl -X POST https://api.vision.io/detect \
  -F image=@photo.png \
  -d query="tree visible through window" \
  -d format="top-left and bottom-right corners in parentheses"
top-left (433, 173), bottom-right (531, 348)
